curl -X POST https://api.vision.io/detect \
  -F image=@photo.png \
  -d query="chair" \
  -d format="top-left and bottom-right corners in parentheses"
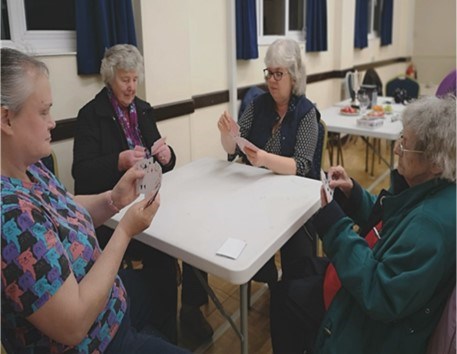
top-left (40, 150), bottom-right (59, 177)
top-left (426, 285), bottom-right (456, 354)
top-left (386, 75), bottom-right (420, 101)
top-left (239, 86), bottom-right (265, 117)
top-left (436, 69), bottom-right (456, 97)
top-left (310, 119), bottom-right (328, 180)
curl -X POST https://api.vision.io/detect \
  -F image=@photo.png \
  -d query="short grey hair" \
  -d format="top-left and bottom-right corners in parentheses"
top-left (100, 44), bottom-right (144, 86)
top-left (1, 47), bottom-right (49, 113)
top-left (264, 38), bottom-right (307, 96)
top-left (402, 95), bottom-right (456, 182)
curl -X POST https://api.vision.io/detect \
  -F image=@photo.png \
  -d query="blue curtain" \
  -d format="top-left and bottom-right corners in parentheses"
top-left (306, 0), bottom-right (328, 52)
top-left (354, 0), bottom-right (368, 49)
top-left (76, 0), bottom-right (137, 75)
top-left (236, 0), bottom-right (258, 60)
top-left (380, 0), bottom-right (393, 46)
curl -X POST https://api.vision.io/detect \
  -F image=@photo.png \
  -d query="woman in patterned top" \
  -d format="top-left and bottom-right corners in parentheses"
top-left (0, 48), bottom-right (190, 354)
top-left (217, 38), bottom-right (321, 283)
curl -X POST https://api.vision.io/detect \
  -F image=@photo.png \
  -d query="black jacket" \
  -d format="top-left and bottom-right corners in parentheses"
top-left (72, 87), bottom-right (176, 195)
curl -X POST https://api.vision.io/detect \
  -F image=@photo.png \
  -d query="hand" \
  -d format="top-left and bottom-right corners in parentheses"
top-left (118, 145), bottom-right (146, 171)
top-left (327, 165), bottom-right (353, 198)
top-left (245, 147), bottom-right (269, 168)
top-left (111, 166), bottom-right (145, 210)
top-left (153, 143), bottom-right (171, 165)
top-left (118, 194), bottom-right (160, 238)
top-left (218, 111), bottom-right (238, 137)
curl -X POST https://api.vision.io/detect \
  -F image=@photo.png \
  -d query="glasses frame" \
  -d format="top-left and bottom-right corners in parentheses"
top-left (263, 68), bottom-right (288, 81)
top-left (397, 140), bottom-right (425, 157)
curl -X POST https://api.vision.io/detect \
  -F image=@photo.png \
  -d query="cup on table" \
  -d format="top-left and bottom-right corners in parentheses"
top-left (358, 91), bottom-right (370, 115)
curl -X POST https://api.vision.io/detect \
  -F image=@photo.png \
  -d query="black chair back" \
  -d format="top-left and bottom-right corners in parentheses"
top-left (386, 76), bottom-right (420, 100)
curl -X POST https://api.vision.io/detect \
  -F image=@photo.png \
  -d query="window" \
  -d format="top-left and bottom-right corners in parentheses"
top-left (1, 0), bottom-right (76, 55)
top-left (257, 0), bottom-right (306, 45)
top-left (368, 0), bottom-right (382, 38)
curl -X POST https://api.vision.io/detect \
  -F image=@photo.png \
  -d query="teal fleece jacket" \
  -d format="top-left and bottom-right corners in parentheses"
top-left (313, 171), bottom-right (456, 354)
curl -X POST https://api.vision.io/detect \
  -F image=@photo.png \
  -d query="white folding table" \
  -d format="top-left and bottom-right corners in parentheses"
top-left (106, 157), bottom-right (321, 354)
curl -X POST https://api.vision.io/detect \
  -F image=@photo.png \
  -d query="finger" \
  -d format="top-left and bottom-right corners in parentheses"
top-left (154, 144), bottom-right (169, 154)
top-left (125, 166), bottom-right (146, 180)
top-left (133, 150), bottom-right (146, 158)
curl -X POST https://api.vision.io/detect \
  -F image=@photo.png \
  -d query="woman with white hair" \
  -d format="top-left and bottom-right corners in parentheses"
top-left (270, 95), bottom-right (456, 354)
top-left (217, 38), bottom-right (321, 283)
top-left (72, 44), bottom-right (180, 343)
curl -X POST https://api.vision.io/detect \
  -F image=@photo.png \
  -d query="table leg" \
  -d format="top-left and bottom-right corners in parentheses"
top-left (240, 283), bottom-right (249, 354)
top-left (389, 140), bottom-right (395, 169)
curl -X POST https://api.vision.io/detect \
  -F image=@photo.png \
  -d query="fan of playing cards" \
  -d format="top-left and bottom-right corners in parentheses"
top-left (321, 169), bottom-right (334, 202)
top-left (136, 157), bottom-right (162, 203)
top-left (226, 114), bottom-right (260, 154)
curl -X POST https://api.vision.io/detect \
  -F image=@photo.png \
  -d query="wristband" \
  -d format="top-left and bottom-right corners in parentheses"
top-left (107, 191), bottom-right (120, 213)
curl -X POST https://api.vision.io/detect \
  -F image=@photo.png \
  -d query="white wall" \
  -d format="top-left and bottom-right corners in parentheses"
top-left (413, 0), bottom-right (456, 85)
top-left (36, 0), bottom-right (450, 193)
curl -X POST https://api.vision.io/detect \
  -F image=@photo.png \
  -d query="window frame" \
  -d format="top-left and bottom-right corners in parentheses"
top-left (256, 0), bottom-right (306, 46)
top-left (1, 0), bottom-right (76, 55)
top-left (367, 0), bottom-right (381, 40)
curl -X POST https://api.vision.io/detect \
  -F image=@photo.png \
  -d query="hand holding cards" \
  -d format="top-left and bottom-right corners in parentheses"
top-left (151, 137), bottom-right (167, 156)
top-left (136, 157), bottom-right (162, 206)
top-left (321, 169), bottom-right (334, 203)
top-left (234, 136), bottom-right (259, 154)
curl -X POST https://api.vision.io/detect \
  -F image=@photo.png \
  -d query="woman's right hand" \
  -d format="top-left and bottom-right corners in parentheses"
top-left (117, 194), bottom-right (160, 238)
top-left (327, 165), bottom-right (353, 198)
top-left (218, 111), bottom-right (237, 136)
top-left (118, 145), bottom-right (146, 171)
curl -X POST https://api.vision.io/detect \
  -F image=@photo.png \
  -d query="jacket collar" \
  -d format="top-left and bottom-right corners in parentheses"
top-left (382, 170), bottom-right (453, 219)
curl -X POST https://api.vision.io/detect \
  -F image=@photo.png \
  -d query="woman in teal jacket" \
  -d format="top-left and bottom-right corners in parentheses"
top-left (270, 95), bottom-right (456, 354)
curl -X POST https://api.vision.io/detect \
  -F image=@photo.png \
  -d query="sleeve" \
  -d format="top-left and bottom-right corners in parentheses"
top-left (72, 105), bottom-right (124, 194)
top-left (1, 195), bottom-right (71, 317)
top-left (294, 107), bottom-right (318, 177)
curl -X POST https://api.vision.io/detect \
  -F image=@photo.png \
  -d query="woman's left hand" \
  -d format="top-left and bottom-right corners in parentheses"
top-left (111, 167), bottom-right (145, 209)
top-left (245, 147), bottom-right (269, 168)
top-left (153, 144), bottom-right (171, 165)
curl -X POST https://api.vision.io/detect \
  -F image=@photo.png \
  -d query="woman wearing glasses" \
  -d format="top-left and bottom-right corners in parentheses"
top-left (270, 95), bottom-right (456, 354)
top-left (217, 38), bottom-right (320, 284)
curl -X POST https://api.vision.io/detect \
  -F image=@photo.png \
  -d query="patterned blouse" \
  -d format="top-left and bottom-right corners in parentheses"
top-left (1, 161), bottom-right (127, 353)
top-left (231, 98), bottom-right (318, 177)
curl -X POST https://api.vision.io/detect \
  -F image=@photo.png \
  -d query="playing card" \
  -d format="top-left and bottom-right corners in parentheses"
top-left (136, 158), bottom-right (162, 195)
top-left (234, 136), bottom-right (259, 154)
top-left (151, 137), bottom-right (167, 155)
top-left (321, 169), bottom-right (334, 202)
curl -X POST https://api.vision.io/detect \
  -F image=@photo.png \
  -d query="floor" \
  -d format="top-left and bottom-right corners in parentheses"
top-left (178, 136), bottom-right (396, 354)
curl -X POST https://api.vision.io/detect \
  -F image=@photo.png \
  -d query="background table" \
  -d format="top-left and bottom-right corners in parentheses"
top-left (321, 97), bottom-right (405, 190)
top-left (106, 157), bottom-right (321, 353)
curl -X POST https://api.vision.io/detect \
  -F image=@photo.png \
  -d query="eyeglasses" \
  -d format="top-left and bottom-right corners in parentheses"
top-left (396, 139), bottom-right (424, 157)
top-left (263, 69), bottom-right (288, 81)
